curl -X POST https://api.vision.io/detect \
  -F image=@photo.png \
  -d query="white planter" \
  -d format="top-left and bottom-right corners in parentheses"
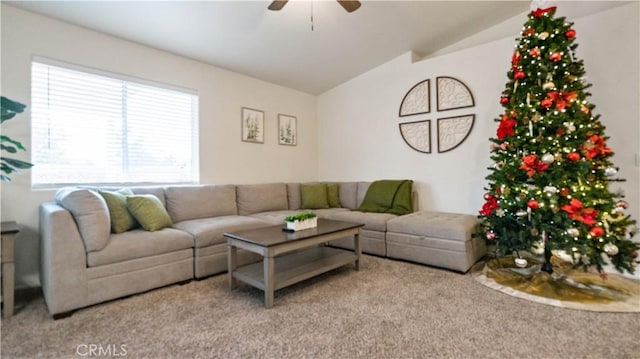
top-left (285, 217), bottom-right (318, 232)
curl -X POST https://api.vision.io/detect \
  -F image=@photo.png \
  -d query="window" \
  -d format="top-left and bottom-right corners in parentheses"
top-left (31, 58), bottom-right (199, 187)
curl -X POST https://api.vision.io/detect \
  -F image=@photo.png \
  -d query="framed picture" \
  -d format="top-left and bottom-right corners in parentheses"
top-left (241, 107), bottom-right (264, 143)
top-left (278, 114), bottom-right (297, 146)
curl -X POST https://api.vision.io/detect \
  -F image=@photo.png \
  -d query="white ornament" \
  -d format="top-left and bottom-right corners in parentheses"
top-left (567, 228), bottom-right (580, 237)
top-left (541, 153), bottom-right (555, 164)
top-left (496, 209), bottom-right (506, 218)
top-left (516, 210), bottom-right (528, 217)
top-left (514, 257), bottom-right (528, 268)
top-left (544, 186), bottom-right (558, 194)
top-left (603, 243), bottom-right (619, 256)
top-left (604, 167), bottom-right (618, 177)
top-left (538, 32), bottom-right (549, 40)
top-left (542, 81), bottom-right (555, 90)
top-left (564, 122), bottom-right (576, 133)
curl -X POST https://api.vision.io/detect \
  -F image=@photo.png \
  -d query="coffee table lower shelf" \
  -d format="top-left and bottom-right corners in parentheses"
top-left (232, 246), bottom-right (357, 293)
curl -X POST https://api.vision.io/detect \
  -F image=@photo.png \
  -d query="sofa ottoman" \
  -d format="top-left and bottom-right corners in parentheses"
top-left (385, 211), bottom-right (485, 273)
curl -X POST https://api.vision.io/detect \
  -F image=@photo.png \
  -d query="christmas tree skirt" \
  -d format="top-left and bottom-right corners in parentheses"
top-left (471, 256), bottom-right (640, 312)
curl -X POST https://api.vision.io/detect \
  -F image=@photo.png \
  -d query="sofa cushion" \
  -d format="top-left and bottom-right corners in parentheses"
top-left (326, 210), bottom-right (396, 232)
top-left (99, 189), bottom-right (138, 234)
top-left (249, 208), bottom-right (349, 225)
top-left (236, 183), bottom-right (288, 215)
top-left (87, 228), bottom-right (193, 267)
top-left (173, 216), bottom-right (269, 248)
top-left (127, 195), bottom-right (173, 231)
top-left (301, 183), bottom-right (330, 209)
top-left (165, 185), bottom-right (237, 222)
top-left (386, 211), bottom-right (478, 241)
top-left (56, 187), bottom-right (111, 252)
top-left (338, 182), bottom-right (359, 209)
top-left (287, 183), bottom-right (302, 210)
top-left (327, 183), bottom-right (341, 208)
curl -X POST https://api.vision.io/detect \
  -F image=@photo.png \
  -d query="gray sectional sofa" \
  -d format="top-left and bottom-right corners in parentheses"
top-left (39, 181), bottom-right (485, 317)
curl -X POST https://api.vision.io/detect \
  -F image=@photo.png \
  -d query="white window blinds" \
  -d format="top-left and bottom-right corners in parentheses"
top-left (31, 59), bottom-right (199, 187)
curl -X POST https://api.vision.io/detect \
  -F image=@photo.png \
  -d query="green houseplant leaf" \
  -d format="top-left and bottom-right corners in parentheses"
top-left (0, 96), bottom-right (34, 181)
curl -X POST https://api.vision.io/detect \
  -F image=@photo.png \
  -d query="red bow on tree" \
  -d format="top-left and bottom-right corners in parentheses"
top-left (544, 91), bottom-right (578, 110)
top-left (479, 195), bottom-right (499, 216)
top-left (532, 6), bottom-right (557, 17)
top-left (497, 114), bottom-right (516, 140)
top-left (561, 198), bottom-right (599, 225)
top-left (519, 154), bottom-right (549, 177)
top-left (582, 135), bottom-right (613, 159)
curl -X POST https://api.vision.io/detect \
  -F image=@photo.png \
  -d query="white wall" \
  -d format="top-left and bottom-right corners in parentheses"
top-left (318, 3), bottom-right (640, 224)
top-left (1, 5), bottom-right (318, 288)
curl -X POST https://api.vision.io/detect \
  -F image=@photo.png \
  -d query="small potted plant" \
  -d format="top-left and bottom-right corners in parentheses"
top-left (284, 212), bottom-right (318, 232)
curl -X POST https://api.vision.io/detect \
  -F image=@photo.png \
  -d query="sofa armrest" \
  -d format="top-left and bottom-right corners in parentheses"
top-left (39, 201), bottom-right (89, 315)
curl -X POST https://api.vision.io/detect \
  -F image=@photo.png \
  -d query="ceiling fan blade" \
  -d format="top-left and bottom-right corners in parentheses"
top-left (268, 0), bottom-right (289, 11)
top-left (337, 0), bottom-right (361, 13)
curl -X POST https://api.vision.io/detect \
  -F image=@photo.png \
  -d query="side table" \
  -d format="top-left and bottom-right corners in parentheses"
top-left (1, 221), bottom-right (19, 318)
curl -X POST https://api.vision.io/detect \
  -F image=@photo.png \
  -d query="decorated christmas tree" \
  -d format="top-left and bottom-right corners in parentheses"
top-left (479, 6), bottom-right (637, 276)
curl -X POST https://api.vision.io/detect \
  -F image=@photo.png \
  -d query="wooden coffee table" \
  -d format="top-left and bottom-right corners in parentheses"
top-left (224, 218), bottom-right (363, 308)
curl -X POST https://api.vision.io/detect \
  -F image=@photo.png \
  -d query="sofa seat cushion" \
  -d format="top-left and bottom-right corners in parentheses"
top-left (249, 208), bottom-right (350, 225)
top-left (173, 216), bottom-right (269, 248)
top-left (326, 210), bottom-right (396, 232)
top-left (87, 228), bottom-right (193, 267)
top-left (386, 211), bottom-right (478, 242)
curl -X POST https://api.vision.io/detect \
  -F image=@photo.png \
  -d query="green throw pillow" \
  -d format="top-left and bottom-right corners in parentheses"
top-left (99, 189), bottom-right (138, 234)
top-left (126, 195), bottom-right (173, 231)
top-left (300, 183), bottom-right (330, 209)
top-left (326, 183), bottom-right (341, 208)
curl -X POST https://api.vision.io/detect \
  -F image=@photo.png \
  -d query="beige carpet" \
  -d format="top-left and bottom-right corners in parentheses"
top-left (2, 255), bottom-right (639, 358)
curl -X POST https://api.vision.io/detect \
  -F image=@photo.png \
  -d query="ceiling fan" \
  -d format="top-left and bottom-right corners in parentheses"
top-left (268, 0), bottom-right (361, 13)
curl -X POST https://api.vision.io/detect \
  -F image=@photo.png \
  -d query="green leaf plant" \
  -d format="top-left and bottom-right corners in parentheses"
top-left (1, 96), bottom-right (34, 181)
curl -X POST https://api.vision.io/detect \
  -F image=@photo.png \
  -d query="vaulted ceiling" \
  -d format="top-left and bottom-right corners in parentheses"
top-left (6, 1), bottom-right (626, 94)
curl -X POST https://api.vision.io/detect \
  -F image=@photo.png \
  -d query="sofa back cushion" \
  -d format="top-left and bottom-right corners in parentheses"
top-left (237, 183), bottom-right (288, 215)
top-left (335, 182), bottom-right (359, 209)
top-left (56, 187), bottom-right (110, 252)
top-left (287, 183), bottom-right (301, 210)
top-left (165, 185), bottom-right (237, 222)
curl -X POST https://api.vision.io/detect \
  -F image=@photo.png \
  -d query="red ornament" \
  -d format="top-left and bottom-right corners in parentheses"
top-left (632, 251), bottom-right (638, 258)
top-left (500, 96), bottom-right (510, 105)
top-left (540, 98), bottom-right (553, 108)
top-left (565, 29), bottom-right (576, 39)
top-left (527, 199), bottom-right (540, 210)
top-left (581, 106), bottom-right (590, 114)
top-left (523, 28), bottom-right (536, 37)
top-left (590, 227), bottom-right (605, 237)
top-left (514, 70), bottom-right (526, 80)
top-left (486, 231), bottom-right (496, 240)
top-left (483, 193), bottom-right (492, 200)
top-left (529, 47), bottom-right (540, 58)
top-left (559, 187), bottom-right (569, 197)
top-left (549, 52), bottom-right (562, 62)
top-left (567, 152), bottom-right (581, 161)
